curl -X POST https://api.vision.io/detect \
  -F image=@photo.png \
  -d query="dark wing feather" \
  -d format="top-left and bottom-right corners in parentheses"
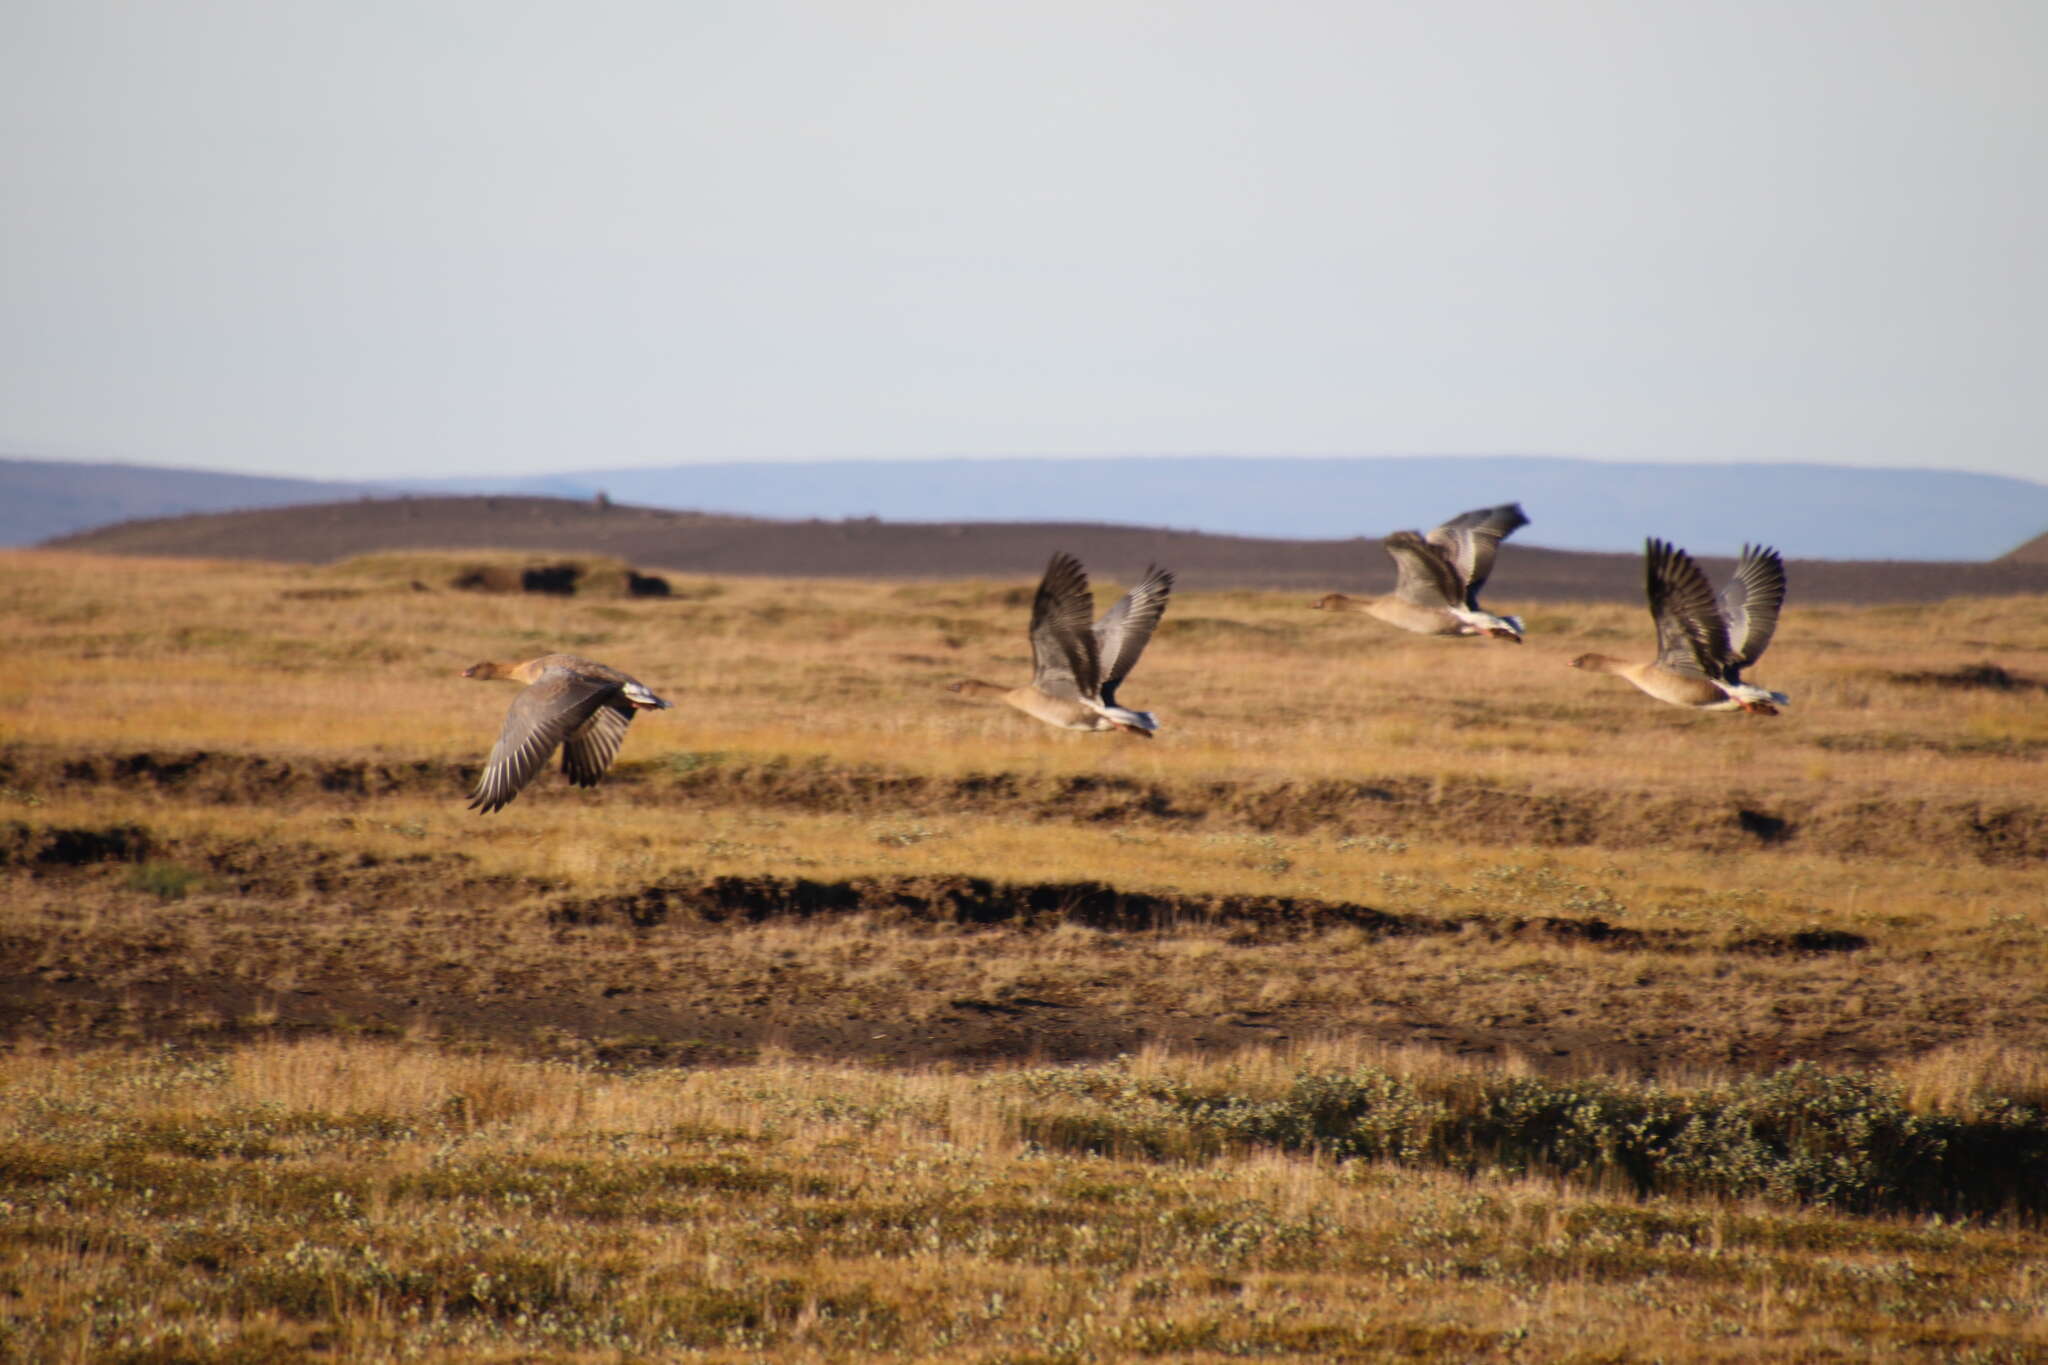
top-left (1719, 543), bottom-right (1786, 670)
top-left (1424, 503), bottom-right (1528, 605)
top-left (1027, 551), bottom-right (1103, 701)
top-left (560, 698), bottom-right (636, 787)
top-left (1091, 565), bottom-right (1173, 706)
top-left (1644, 538), bottom-right (1733, 681)
top-left (1384, 531), bottom-right (1465, 608)
top-left (469, 672), bottom-right (622, 813)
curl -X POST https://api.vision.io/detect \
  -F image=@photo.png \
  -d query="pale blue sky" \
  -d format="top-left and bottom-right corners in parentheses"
top-left (2, 0), bottom-right (2043, 483)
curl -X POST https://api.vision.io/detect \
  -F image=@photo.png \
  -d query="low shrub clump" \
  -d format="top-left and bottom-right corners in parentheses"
top-left (1007, 1058), bottom-right (2048, 1218)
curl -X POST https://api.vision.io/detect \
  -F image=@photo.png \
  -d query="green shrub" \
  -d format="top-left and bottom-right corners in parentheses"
top-left (1005, 1060), bottom-right (2048, 1218)
top-left (125, 861), bottom-right (202, 901)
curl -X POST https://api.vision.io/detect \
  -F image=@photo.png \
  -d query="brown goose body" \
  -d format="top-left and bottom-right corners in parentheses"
top-left (461, 653), bottom-right (671, 812)
top-left (946, 678), bottom-right (1107, 731)
top-left (1309, 591), bottom-right (1474, 636)
top-left (1569, 655), bottom-right (1732, 708)
top-left (1311, 504), bottom-right (1529, 641)
top-left (947, 553), bottom-right (1174, 737)
top-left (1571, 539), bottom-right (1790, 715)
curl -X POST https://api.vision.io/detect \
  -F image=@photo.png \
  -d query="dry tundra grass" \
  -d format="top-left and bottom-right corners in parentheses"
top-left (4, 1038), bottom-right (2048, 1361)
top-left (3, 546), bottom-right (2048, 1361)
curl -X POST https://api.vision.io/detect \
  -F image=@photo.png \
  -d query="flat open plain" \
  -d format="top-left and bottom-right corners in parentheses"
top-left (3, 545), bottom-right (2046, 1360)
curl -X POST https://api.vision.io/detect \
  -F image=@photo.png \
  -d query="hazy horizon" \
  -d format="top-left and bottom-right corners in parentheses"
top-left (9, 451), bottom-right (2046, 561)
top-left (5, 2), bottom-right (2044, 485)
top-left (17, 447), bottom-right (2048, 489)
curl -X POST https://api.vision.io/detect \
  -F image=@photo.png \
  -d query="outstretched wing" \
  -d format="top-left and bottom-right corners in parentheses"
top-left (1719, 543), bottom-right (1786, 670)
top-left (470, 670), bottom-right (623, 813)
top-left (1384, 531), bottom-right (1465, 608)
top-left (1027, 551), bottom-right (1103, 701)
top-left (1425, 503), bottom-right (1529, 605)
top-left (1644, 538), bottom-right (1733, 681)
top-left (1092, 565), bottom-right (1173, 706)
top-left (560, 697), bottom-right (637, 787)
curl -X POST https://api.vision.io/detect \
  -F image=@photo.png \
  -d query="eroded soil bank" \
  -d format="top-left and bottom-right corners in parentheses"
top-left (5, 818), bottom-right (2035, 1079)
top-left (16, 744), bottom-right (2046, 864)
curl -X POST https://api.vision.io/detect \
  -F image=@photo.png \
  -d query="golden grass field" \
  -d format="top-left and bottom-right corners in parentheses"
top-left (3, 545), bottom-right (2047, 1361)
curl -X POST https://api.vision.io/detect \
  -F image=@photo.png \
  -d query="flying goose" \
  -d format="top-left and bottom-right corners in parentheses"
top-left (947, 553), bottom-right (1173, 736)
top-left (1571, 539), bottom-right (1789, 714)
top-left (461, 654), bottom-right (672, 812)
top-left (1310, 503), bottom-right (1529, 640)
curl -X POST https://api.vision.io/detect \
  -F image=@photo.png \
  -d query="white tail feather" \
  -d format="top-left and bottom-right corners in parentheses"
top-left (1725, 682), bottom-right (1789, 709)
top-left (622, 681), bottom-right (671, 709)
top-left (1452, 606), bottom-right (1523, 639)
top-left (1088, 700), bottom-right (1158, 733)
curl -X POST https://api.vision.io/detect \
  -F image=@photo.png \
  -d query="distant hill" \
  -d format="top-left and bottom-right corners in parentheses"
top-left (43, 496), bottom-right (755, 565)
top-left (2001, 530), bottom-right (2048, 564)
top-left (14, 454), bottom-right (2048, 562)
top-left (399, 455), bottom-right (2048, 562)
top-left (0, 457), bottom-right (382, 546)
top-left (39, 495), bottom-right (2048, 604)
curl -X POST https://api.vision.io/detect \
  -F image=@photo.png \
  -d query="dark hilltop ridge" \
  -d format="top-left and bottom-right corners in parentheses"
top-left (403, 454), bottom-right (2048, 562)
top-left (38, 494), bottom-right (2048, 604)
top-left (12, 452), bottom-right (2048, 560)
top-left (2003, 529), bottom-right (2048, 565)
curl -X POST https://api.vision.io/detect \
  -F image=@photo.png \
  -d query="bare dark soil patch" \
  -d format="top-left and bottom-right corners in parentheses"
top-left (1, 821), bottom-right (153, 867)
top-left (11, 820), bottom-right (1859, 956)
top-left (9, 823), bottom-right (2009, 1083)
top-left (447, 559), bottom-right (673, 597)
top-left (1889, 662), bottom-right (2048, 693)
top-left (7, 726), bottom-right (2043, 1078)
top-left (555, 872), bottom-right (1876, 963)
top-left (13, 744), bottom-right (2044, 866)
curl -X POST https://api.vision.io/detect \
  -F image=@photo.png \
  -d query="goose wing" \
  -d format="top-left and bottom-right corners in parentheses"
top-left (469, 669), bottom-right (624, 813)
top-left (1645, 538), bottom-right (1734, 681)
top-left (1091, 565), bottom-right (1173, 706)
top-left (1027, 551), bottom-right (1104, 701)
top-left (1384, 531), bottom-right (1465, 608)
top-left (1719, 543), bottom-right (1786, 670)
top-left (560, 697), bottom-right (637, 787)
top-left (1425, 503), bottom-right (1529, 605)
top-left (549, 655), bottom-right (670, 710)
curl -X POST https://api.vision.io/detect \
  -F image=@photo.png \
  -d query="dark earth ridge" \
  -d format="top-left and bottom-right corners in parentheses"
top-left (13, 744), bottom-right (2046, 865)
top-left (44, 495), bottom-right (2048, 602)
